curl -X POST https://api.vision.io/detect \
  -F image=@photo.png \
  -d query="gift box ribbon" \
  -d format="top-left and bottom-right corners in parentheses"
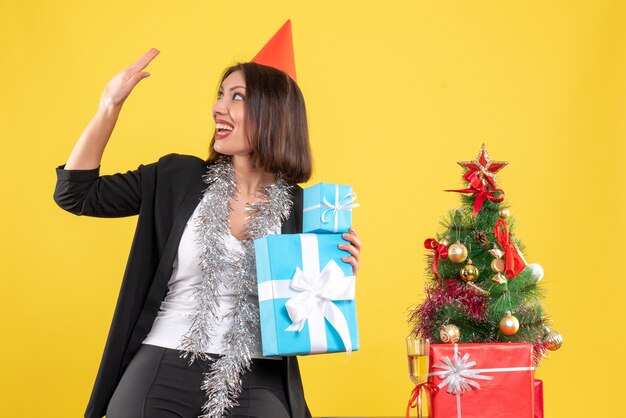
top-left (428, 344), bottom-right (535, 418)
top-left (406, 382), bottom-right (439, 418)
top-left (257, 234), bottom-right (356, 353)
top-left (303, 185), bottom-right (359, 232)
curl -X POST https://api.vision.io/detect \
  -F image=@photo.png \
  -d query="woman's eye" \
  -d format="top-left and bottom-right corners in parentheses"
top-left (233, 92), bottom-right (245, 100)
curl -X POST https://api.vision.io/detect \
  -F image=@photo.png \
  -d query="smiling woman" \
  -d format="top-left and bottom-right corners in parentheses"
top-left (212, 72), bottom-right (246, 151)
top-left (208, 62), bottom-right (312, 184)
top-left (52, 20), bottom-right (362, 418)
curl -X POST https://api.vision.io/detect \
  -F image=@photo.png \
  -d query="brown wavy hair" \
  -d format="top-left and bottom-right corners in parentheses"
top-left (207, 62), bottom-right (312, 183)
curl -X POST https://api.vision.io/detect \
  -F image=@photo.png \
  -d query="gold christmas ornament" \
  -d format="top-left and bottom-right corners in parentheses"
top-left (498, 208), bottom-right (511, 219)
top-left (460, 260), bottom-right (479, 282)
top-left (544, 330), bottom-right (563, 351)
top-left (488, 248), bottom-right (504, 259)
top-left (448, 242), bottom-right (468, 263)
top-left (490, 258), bottom-right (505, 273)
top-left (440, 324), bottom-right (461, 344)
top-left (439, 237), bottom-right (451, 247)
top-left (499, 311), bottom-right (520, 336)
top-left (491, 273), bottom-right (508, 284)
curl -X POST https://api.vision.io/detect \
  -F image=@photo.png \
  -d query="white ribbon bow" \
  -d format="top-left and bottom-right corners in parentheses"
top-left (431, 352), bottom-right (494, 395)
top-left (304, 185), bottom-right (359, 232)
top-left (285, 259), bottom-right (355, 353)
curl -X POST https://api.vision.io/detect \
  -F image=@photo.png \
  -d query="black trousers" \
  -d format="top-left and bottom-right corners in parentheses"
top-left (106, 344), bottom-right (291, 418)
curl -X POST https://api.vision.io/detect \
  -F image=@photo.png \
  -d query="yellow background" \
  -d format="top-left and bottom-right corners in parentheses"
top-left (1, 1), bottom-right (624, 417)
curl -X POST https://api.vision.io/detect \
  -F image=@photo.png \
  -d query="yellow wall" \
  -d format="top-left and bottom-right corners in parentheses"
top-left (1, 1), bottom-right (624, 417)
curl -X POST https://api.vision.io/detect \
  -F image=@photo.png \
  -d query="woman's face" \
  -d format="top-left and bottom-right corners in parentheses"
top-left (212, 70), bottom-right (250, 156)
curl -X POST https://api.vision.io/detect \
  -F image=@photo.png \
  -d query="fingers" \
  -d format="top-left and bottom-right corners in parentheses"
top-left (340, 227), bottom-right (361, 275)
top-left (127, 71), bottom-right (151, 89)
top-left (341, 255), bottom-right (359, 274)
top-left (342, 228), bottom-right (362, 250)
top-left (338, 242), bottom-right (359, 258)
top-left (128, 48), bottom-right (160, 74)
top-left (102, 49), bottom-right (157, 109)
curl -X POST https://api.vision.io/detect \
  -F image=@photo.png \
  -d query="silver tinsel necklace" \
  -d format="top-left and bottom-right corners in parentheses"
top-left (179, 158), bottom-right (293, 418)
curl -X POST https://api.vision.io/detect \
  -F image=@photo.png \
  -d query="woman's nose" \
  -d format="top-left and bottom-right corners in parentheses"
top-left (212, 99), bottom-right (227, 116)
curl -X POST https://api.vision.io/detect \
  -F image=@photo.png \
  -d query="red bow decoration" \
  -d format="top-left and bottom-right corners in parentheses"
top-left (446, 171), bottom-right (505, 217)
top-left (424, 239), bottom-right (456, 285)
top-left (406, 382), bottom-right (439, 418)
top-left (493, 220), bottom-right (526, 279)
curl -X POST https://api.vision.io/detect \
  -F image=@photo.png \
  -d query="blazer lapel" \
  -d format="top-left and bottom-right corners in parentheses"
top-left (135, 176), bottom-right (207, 337)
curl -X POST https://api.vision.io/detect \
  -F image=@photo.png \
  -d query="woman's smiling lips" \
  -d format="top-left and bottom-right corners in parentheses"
top-left (215, 119), bottom-right (234, 139)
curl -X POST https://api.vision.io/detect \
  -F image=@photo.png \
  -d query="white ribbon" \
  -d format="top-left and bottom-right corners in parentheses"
top-left (427, 344), bottom-right (535, 418)
top-left (257, 234), bottom-right (356, 353)
top-left (303, 185), bottom-right (359, 232)
top-left (430, 352), bottom-right (494, 395)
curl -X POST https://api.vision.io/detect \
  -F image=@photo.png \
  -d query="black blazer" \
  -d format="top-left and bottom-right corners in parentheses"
top-left (53, 153), bottom-right (311, 418)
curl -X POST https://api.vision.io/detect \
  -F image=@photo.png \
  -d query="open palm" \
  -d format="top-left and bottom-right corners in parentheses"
top-left (99, 48), bottom-right (160, 111)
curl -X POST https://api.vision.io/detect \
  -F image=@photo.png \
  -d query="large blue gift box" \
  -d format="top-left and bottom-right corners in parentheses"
top-left (303, 183), bottom-right (359, 234)
top-left (254, 233), bottom-right (360, 356)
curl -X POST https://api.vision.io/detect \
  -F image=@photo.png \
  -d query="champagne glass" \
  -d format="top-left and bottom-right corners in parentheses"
top-left (406, 336), bottom-right (431, 418)
top-left (406, 336), bottom-right (430, 385)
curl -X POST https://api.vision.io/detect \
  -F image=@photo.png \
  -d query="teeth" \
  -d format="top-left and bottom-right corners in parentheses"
top-left (216, 123), bottom-right (233, 131)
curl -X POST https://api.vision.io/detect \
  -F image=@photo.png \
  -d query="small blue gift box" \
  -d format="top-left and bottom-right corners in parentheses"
top-left (254, 233), bottom-right (360, 356)
top-left (303, 183), bottom-right (359, 234)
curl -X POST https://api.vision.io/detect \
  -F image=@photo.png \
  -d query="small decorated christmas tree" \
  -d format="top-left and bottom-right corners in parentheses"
top-left (409, 144), bottom-right (562, 365)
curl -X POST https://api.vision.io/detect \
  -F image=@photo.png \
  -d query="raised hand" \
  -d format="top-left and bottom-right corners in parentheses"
top-left (99, 48), bottom-right (160, 111)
